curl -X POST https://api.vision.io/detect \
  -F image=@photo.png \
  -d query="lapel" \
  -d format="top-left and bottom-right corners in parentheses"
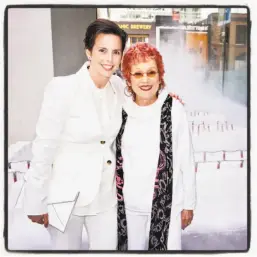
top-left (103, 76), bottom-right (122, 138)
top-left (74, 62), bottom-right (122, 137)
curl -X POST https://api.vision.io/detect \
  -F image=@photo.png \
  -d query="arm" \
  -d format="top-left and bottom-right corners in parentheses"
top-left (177, 103), bottom-right (196, 229)
top-left (23, 77), bottom-right (73, 219)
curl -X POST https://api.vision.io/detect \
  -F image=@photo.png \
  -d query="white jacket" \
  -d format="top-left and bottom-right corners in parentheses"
top-left (122, 89), bottom-right (196, 215)
top-left (23, 62), bottom-right (125, 215)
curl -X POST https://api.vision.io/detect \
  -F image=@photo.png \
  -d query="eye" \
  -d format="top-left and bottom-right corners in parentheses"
top-left (133, 72), bottom-right (143, 78)
top-left (99, 48), bottom-right (107, 53)
top-left (113, 50), bottom-right (121, 55)
top-left (148, 71), bottom-right (158, 77)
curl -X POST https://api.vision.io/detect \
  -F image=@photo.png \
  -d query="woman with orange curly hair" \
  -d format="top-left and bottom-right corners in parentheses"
top-left (116, 43), bottom-right (196, 250)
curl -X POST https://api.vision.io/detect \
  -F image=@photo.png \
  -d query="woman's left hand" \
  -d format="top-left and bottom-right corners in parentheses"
top-left (181, 209), bottom-right (194, 230)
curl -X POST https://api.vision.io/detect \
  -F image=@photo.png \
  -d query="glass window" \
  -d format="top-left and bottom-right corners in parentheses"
top-left (129, 35), bottom-right (148, 45)
top-left (131, 37), bottom-right (137, 44)
top-left (236, 25), bottom-right (247, 44)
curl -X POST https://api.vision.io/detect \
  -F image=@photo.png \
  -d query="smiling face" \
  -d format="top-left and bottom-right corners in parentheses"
top-left (86, 33), bottom-right (122, 79)
top-left (128, 59), bottom-right (160, 105)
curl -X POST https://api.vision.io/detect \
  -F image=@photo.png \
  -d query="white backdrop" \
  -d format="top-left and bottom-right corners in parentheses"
top-left (8, 8), bottom-right (54, 145)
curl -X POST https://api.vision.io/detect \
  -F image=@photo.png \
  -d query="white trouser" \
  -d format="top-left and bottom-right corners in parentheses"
top-left (126, 208), bottom-right (182, 250)
top-left (47, 205), bottom-right (117, 250)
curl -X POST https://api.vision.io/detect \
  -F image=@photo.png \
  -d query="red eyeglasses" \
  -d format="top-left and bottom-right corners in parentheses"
top-left (130, 70), bottom-right (158, 79)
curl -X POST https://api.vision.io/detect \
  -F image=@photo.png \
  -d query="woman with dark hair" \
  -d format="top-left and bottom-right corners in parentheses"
top-left (116, 42), bottom-right (196, 250)
top-left (23, 19), bottom-right (128, 250)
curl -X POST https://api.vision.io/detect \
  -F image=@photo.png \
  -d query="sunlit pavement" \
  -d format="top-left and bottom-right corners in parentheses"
top-left (182, 229), bottom-right (247, 251)
top-left (7, 207), bottom-right (247, 251)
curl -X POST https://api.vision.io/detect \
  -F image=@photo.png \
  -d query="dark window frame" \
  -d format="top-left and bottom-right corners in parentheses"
top-left (235, 25), bottom-right (247, 44)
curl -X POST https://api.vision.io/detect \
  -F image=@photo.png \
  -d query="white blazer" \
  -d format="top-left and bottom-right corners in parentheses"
top-left (23, 62), bottom-right (125, 215)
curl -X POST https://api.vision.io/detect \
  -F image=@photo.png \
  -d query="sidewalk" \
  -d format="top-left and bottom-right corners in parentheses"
top-left (7, 208), bottom-right (248, 251)
top-left (182, 229), bottom-right (248, 251)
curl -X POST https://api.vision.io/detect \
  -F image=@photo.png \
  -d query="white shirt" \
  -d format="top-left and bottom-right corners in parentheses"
top-left (73, 81), bottom-right (117, 216)
top-left (92, 81), bottom-right (115, 129)
top-left (122, 89), bottom-right (196, 214)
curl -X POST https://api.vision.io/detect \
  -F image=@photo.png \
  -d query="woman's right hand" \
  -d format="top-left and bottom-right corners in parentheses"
top-left (28, 213), bottom-right (49, 228)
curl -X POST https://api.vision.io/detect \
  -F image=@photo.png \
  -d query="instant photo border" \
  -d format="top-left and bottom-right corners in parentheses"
top-left (4, 4), bottom-right (251, 254)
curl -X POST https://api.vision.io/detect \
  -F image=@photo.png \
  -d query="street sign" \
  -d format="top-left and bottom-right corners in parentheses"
top-left (218, 8), bottom-right (231, 26)
top-left (224, 8), bottom-right (231, 24)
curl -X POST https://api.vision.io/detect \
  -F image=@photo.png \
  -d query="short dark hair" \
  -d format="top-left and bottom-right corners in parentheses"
top-left (84, 19), bottom-right (128, 52)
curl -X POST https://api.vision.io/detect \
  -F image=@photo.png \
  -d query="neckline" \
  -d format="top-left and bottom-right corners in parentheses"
top-left (92, 81), bottom-right (110, 93)
top-left (124, 89), bottom-right (169, 118)
top-left (85, 66), bottom-right (116, 95)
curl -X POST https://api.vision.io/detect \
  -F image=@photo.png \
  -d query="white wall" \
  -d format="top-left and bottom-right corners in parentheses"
top-left (8, 8), bottom-right (54, 145)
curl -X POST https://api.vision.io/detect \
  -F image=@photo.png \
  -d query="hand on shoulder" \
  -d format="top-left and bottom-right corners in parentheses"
top-left (169, 93), bottom-right (185, 105)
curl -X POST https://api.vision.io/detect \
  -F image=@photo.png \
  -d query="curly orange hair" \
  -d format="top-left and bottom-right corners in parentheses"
top-left (121, 42), bottom-right (165, 89)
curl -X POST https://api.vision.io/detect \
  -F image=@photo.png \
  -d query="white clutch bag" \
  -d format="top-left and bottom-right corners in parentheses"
top-left (9, 179), bottom-right (80, 233)
top-left (47, 191), bottom-right (80, 233)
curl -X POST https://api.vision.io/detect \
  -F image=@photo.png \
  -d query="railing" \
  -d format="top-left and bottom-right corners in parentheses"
top-left (194, 149), bottom-right (247, 172)
top-left (7, 148), bottom-right (247, 183)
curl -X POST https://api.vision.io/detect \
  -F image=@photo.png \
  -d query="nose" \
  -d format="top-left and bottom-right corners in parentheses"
top-left (107, 52), bottom-right (113, 63)
top-left (141, 73), bottom-right (148, 82)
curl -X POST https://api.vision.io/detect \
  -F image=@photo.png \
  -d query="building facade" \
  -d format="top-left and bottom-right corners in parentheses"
top-left (207, 12), bottom-right (247, 70)
top-left (97, 8), bottom-right (210, 48)
top-left (116, 21), bottom-right (156, 47)
top-left (101, 8), bottom-right (173, 47)
top-left (172, 7), bottom-right (202, 23)
top-left (108, 8), bottom-right (172, 22)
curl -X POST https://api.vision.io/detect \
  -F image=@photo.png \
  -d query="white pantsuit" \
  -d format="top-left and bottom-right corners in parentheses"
top-left (23, 62), bottom-right (126, 250)
top-left (121, 89), bottom-right (196, 250)
top-left (126, 209), bottom-right (182, 250)
top-left (47, 206), bottom-right (117, 250)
